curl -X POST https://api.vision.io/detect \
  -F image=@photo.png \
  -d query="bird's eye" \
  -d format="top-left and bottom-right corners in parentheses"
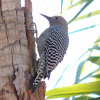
top-left (55, 17), bottom-right (58, 20)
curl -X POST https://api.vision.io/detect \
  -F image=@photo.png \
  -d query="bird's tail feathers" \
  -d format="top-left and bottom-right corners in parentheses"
top-left (29, 72), bottom-right (44, 93)
top-left (29, 72), bottom-right (37, 91)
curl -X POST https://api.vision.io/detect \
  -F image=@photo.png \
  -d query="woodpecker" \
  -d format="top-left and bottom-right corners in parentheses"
top-left (29, 14), bottom-right (69, 92)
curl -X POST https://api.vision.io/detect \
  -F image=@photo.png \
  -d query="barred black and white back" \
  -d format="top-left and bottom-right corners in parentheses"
top-left (45, 26), bottom-right (69, 78)
top-left (29, 26), bottom-right (69, 92)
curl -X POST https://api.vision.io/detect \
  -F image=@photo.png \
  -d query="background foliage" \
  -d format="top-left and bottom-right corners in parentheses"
top-left (46, 0), bottom-right (100, 100)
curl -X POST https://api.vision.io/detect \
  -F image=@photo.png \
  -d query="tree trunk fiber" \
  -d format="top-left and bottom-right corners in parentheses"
top-left (0, 0), bottom-right (46, 100)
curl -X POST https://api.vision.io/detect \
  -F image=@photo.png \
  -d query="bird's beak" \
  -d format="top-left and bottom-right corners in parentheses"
top-left (40, 14), bottom-right (51, 21)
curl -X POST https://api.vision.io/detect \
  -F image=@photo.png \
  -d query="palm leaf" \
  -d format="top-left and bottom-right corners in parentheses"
top-left (87, 56), bottom-right (100, 66)
top-left (46, 81), bottom-right (100, 99)
top-left (66, 0), bottom-right (72, 10)
top-left (61, 0), bottom-right (63, 15)
top-left (92, 74), bottom-right (100, 78)
top-left (74, 60), bottom-right (86, 84)
top-left (73, 10), bottom-right (100, 22)
top-left (79, 67), bottom-right (100, 82)
top-left (69, 25), bottom-right (96, 34)
top-left (68, 0), bottom-right (94, 24)
top-left (67, 0), bottom-right (87, 10)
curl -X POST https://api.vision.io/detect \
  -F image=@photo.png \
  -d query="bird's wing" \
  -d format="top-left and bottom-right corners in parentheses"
top-left (36, 27), bottom-right (51, 56)
top-left (44, 27), bottom-right (69, 79)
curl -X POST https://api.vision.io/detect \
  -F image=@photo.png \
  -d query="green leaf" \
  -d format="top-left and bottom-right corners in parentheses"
top-left (73, 10), bottom-right (100, 22)
top-left (69, 25), bottom-right (96, 34)
top-left (60, 0), bottom-right (63, 15)
top-left (68, 0), bottom-right (94, 24)
top-left (89, 97), bottom-right (100, 100)
top-left (75, 61), bottom-right (86, 84)
top-left (79, 67), bottom-right (100, 82)
top-left (65, 0), bottom-right (72, 10)
top-left (89, 46), bottom-right (100, 51)
top-left (46, 81), bottom-right (100, 99)
top-left (87, 56), bottom-right (100, 66)
top-left (66, 0), bottom-right (87, 10)
top-left (75, 96), bottom-right (93, 100)
top-left (94, 36), bottom-right (100, 43)
top-left (92, 74), bottom-right (100, 78)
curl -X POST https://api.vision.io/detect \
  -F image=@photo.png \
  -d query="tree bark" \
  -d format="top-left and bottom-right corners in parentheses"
top-left (0, 0), bottom-right (46, 100)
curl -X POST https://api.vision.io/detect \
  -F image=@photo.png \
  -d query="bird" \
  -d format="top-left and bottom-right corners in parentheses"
top-left (29, 14), bottom-right (69, 93)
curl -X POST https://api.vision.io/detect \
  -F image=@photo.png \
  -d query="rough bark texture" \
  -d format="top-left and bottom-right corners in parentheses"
top-left (0, 0), bottom-right (46, 100)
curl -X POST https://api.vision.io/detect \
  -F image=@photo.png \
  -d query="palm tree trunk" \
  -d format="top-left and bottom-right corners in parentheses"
top-left (0, 0), bottom-right (46, 100)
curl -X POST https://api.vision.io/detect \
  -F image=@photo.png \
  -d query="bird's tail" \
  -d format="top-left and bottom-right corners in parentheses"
top-left (29, 52), bottom-right (46, 93)
top-left (29, 72), bottom-right (37, 92)
top-left (29, 71), bottom-right (44, 93)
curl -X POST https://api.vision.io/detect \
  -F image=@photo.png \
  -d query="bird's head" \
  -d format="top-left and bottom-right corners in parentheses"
top-left (41, 14), bottom-right (68, 32)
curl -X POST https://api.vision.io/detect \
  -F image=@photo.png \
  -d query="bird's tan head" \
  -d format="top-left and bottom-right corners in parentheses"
top-left (41, 14), bottom-right (68, 31)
